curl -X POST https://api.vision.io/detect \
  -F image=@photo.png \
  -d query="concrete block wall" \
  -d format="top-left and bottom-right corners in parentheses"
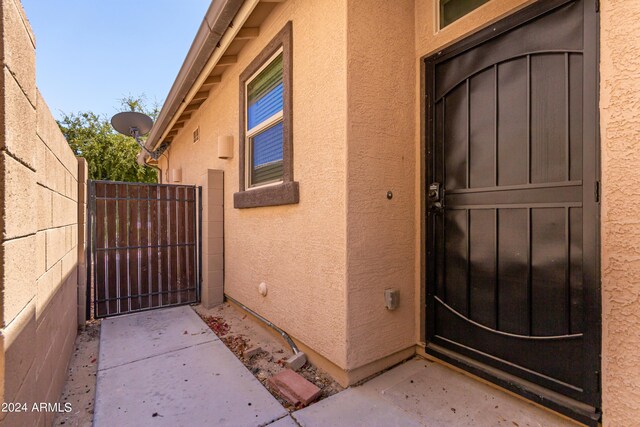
top-left (0, 0), bottom-right (83, 425)
top-left (200, 169), bottom-right (224, 308)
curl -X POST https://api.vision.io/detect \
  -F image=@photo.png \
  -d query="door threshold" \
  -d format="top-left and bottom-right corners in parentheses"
top-left (422, 343), bottom-right (602, 427)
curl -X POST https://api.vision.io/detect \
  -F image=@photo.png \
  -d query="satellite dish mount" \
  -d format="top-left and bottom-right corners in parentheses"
top-left (111, 111), bottom-right (167, 160)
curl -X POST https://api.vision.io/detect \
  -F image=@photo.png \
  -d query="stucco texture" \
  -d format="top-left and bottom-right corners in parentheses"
top-left (599, 0), bottom-right (640, 424)
top-left (345, 0), bottom-right (416, 369)
top-left (159, 2), bottom-right (640, 419)
top-left (158, 0), bottom-right (349, 369)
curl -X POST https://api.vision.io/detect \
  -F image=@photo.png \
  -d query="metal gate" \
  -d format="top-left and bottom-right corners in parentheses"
top-left (424, 0), bottom-right (600, 423)
top-left (88, 181), bottom-right (201, 318)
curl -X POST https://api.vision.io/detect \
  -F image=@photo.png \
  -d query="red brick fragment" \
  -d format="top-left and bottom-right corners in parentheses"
top-left (267, 369), bottom-right (322, 406)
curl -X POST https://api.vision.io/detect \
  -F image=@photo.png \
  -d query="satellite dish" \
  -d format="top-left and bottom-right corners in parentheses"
top-left (111, 111), bottom-right (164, 160)
top-left (111, 111), bottom-right (153, 136)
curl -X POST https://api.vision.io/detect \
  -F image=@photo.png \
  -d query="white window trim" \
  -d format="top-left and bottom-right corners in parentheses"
top-left (247, 111), bottom-right (283, 137)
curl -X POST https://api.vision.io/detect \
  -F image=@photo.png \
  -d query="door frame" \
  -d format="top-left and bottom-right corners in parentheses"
top-left (421, 0), bottom-right (601, 425)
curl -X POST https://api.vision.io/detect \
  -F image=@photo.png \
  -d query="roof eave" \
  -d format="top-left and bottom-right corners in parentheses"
top-left (138, 0), bottom-right (245, 165)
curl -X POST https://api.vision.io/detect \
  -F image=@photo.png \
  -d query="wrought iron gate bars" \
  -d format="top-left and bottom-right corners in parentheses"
top-left (88, 180), bottom-right (201, 318)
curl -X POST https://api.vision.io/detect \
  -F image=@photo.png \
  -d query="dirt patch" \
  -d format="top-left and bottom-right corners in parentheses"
top-left (194, 303), bottom-right (343, 410)
top-left (53, 320), bottom-right (100, 427)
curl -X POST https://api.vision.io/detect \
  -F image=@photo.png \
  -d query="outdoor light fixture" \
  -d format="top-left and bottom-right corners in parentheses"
top-left (170, 168), bottom-right (182, 182)
top-left (217, 135), bottom-right (234, 159)
top-left (111, 111), bottom-right (168, 160)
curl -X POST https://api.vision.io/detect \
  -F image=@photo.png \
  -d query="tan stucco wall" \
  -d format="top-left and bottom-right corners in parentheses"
top-left (162, 2), bottom-right (640, 418)
top-left (163, 0), bottom-right (420, 380)
top-left (161, 0), bottom-right (544, 383)
top-left (600, 0), bottom-right (640, 424)
top-left (0, 0), bottom-right (82, 424)
top-left (158, 0), bottom-right (349, 369)
top-left (345, 0), bottom-right (416, 370)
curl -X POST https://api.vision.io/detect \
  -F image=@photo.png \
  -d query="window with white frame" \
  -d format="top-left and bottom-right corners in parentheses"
top-left (246, 50), bottom-right (284, 187)
top-left (234, 22), bottom-right (298, 209)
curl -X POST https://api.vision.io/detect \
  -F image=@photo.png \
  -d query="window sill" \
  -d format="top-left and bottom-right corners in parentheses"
top-left (233, 181), bottom-right (299, 209)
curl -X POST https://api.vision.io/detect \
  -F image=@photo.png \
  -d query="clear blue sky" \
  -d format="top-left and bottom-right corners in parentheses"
top-left (21, 0), bottom-right (211, 120)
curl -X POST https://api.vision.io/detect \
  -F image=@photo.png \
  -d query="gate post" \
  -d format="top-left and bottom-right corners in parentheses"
top-left (77, 158), bottom-right (89, 325)
top-left (200, 169), bottom-right (224, 308)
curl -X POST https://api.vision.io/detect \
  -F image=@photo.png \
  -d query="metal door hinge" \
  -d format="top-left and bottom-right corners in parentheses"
top-left (595, 181), bottom-right (600, 203)
top-left (595, 0), bottom-right (599, 13)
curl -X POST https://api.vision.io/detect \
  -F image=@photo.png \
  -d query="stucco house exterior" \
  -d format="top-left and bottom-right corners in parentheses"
top-left (136, 0), bottom-right (640, 425)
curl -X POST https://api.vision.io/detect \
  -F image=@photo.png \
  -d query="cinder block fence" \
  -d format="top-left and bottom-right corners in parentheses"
top-left (0, 0), bottom-right (87, 425)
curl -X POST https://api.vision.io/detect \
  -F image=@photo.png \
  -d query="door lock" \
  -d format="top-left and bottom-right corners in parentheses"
top-left (428, 182), bottom-right (444, 211)
top-left (428, 182), bottom-right (440, 201)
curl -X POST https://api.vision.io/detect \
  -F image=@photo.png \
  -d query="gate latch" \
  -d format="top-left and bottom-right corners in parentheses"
top-left (428, 182), bottom-right (444, 210)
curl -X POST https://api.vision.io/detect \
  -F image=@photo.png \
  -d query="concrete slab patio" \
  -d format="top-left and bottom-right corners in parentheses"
top-left (292, 358), bottom-right (577, 427)
top-left (93, 306), bottom-right (288, 427)
top-left (93, 305), bottom-right (578, 427)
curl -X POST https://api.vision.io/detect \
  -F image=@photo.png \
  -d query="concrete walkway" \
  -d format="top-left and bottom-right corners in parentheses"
top-left (93, 306), bottom-right (288, 427)
top-left (94, 305), bottom-right (575, 427)
top-left (291, 358), bottom-right (575, 427)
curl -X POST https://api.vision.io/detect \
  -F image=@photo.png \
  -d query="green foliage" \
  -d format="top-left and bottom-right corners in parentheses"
top-left (58, 96), bottom-right (159, 183)
top-left (119, 94), bottom-right (160, 121)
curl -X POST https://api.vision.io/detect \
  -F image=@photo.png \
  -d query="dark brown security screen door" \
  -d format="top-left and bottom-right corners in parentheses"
top-left (425, 0), bottom-right (600, 421)
top-left (89, 181), bottom-right (201, 318)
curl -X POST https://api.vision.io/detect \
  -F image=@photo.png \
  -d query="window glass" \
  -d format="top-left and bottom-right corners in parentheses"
top-left (440, 0), bottom-right (490, 28)
top-left (251, 122), bottom-right (284, 185)
top-left (247, 53), bottom-right (283, 130)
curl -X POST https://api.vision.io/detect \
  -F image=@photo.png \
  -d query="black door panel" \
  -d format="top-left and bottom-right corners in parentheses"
top-left (425, 0), bottom-right (600, 419)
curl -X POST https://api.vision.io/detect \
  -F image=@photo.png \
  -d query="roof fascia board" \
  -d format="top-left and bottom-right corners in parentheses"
top-left (139, 0), bottom-right (244, 163)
